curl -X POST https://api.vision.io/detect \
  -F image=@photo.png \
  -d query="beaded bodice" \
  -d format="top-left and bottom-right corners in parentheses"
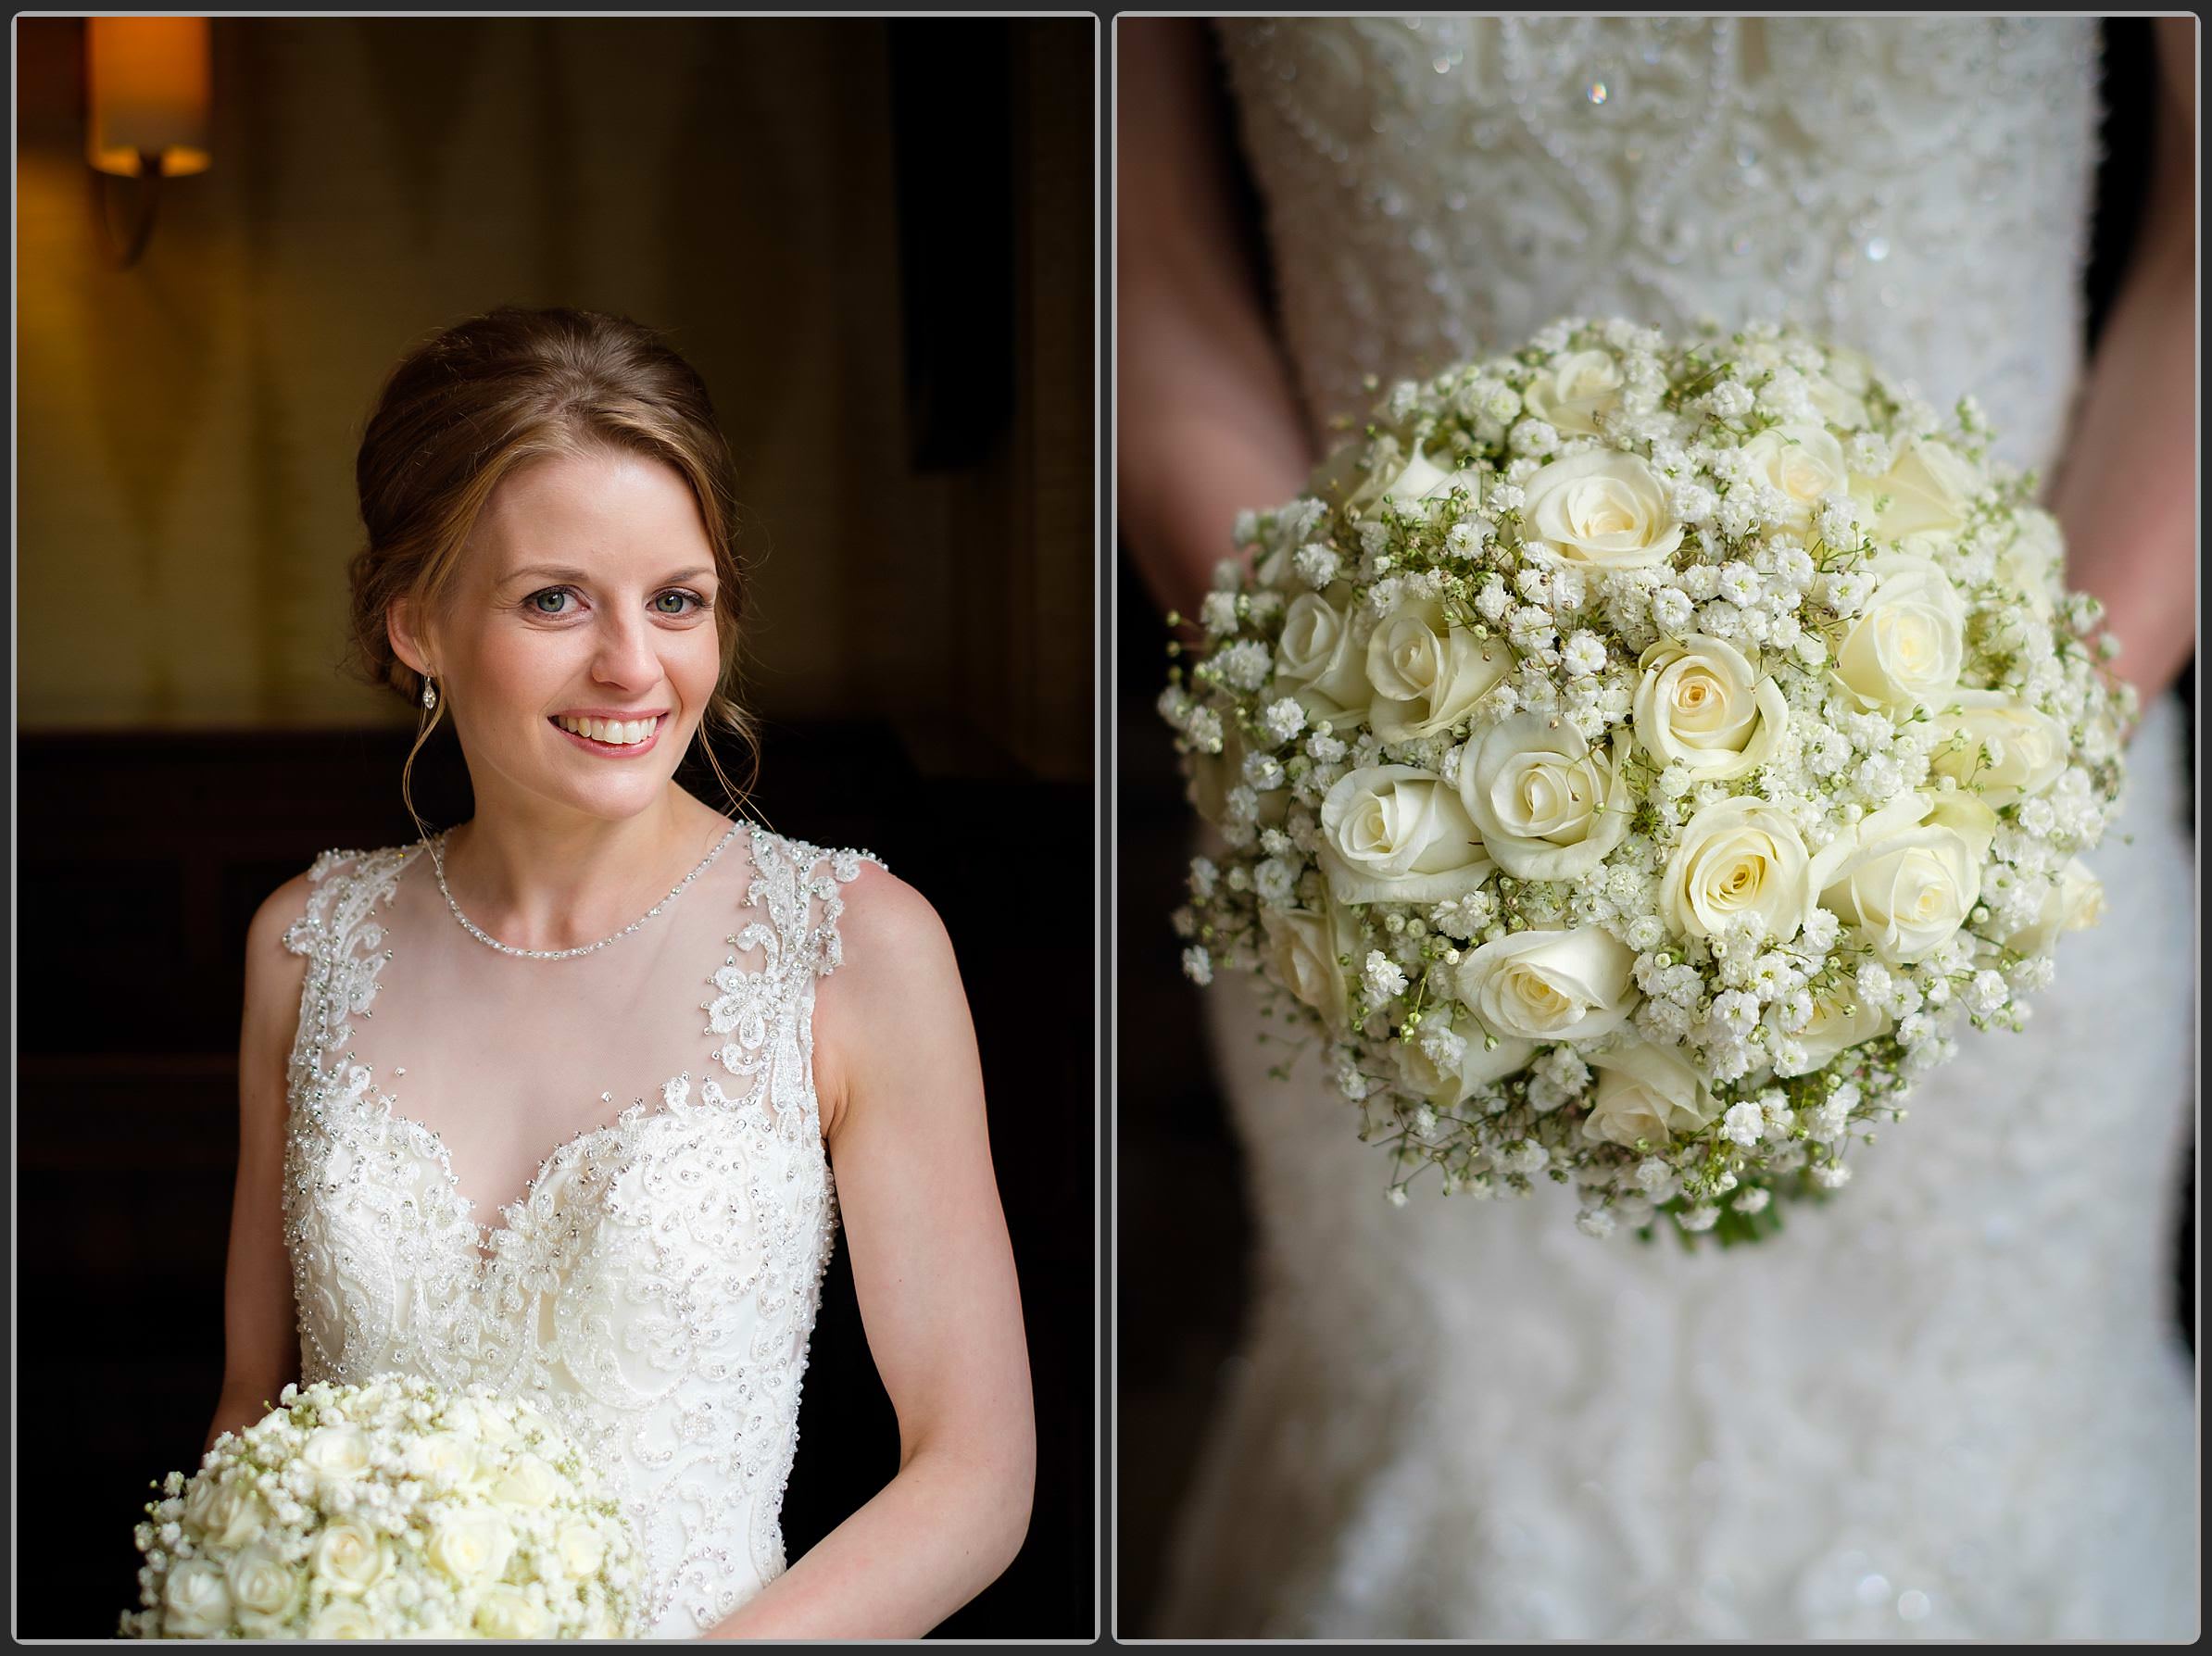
top-left (279, 823), bottom-right (881, 1638)
top-left (1218, 15), bottom-right (2101, 474)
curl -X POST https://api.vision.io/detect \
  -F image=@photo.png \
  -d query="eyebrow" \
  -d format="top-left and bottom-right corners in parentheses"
top-left (501, 564), bottom-right (717, 586)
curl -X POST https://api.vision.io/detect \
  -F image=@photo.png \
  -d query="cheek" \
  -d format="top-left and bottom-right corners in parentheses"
top-left (669, 624), bottom-right (724, 714)
top-left (459, 621), bottom-right (577, 712)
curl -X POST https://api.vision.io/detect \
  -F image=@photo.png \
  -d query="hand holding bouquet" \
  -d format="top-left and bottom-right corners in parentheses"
top-left (119, 1374), bottom-right (641, 1638)
top-left (1163, 318), bottom-right (2130, 1242)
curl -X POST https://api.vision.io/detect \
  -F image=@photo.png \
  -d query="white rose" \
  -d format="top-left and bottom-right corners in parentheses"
top-left (555, 1523), bottom-right (609, 1581)
top-left (1453, 927), bottom-right (1640, 1043)
top-left (1807, 348), bottom-right (1872, 430)
top-left (1364, 596), bottom-right (1511, 741)
top-left (489, 1452), bottom-right (561, 1509)
top-left (426, 1510), bottom-right (515, 1587)
top-left (1318, 765), bottom-right (1492, 904)
top-left (1853, 434), bottom-right (1985, 542)
top-left (1738, 423), bottom-right (1850, 526)
top-left (1632, 634), bottom-right (1789, 780)
top-left (1381, 442), bottom-right (1452, 503)
top-left (1581, 1043), bottom-right (1716, 1148)
top-left (299, 1423), bottom-right (371, 1486)
top-left (1773, 986), bottom-right (1892, 1077)
top-left (474, 1586), bottom-right (550, 1640)
top-left (1261, 892), bottom-right (1359, 1035)
top-left (1457, 711), bottom-right (1632, 880)
top-left (1995, 507), bottom-right (2064, 619)
top-left (1521, 450), bottom-right (1685, 570)
top-left (1661, 796), bottom-right (1833, 944)
top-left (1926, 690), bottom-right (2067, 806)
top-left (1346, 441), bottom-right (1471, 513)
top-left (2003, 857), bottom-right (2106, 958)
top-left (182, 1472), bottom-right (224, 1536)
top-left (1833, 553), bottom-right (1966, 711)
top-left (224, 1545), bottom-right (303, 1625)
top-left (308, 1600), bottom-right (380, 1638)
top-left (405, 1429), bottom-right (477, 1495)
top-left (442, 1397), bottom-right (515, 1446)
top-left (161, 1559), bottom-right (234, 1637)
top-left (310, 1518), bottom-right (393, 1597)
top-left (1273, 585), bottom-right (1376, 724)
top-left (198, 1481), bottom-right (269, 1549)
top-left (1522, 349), bottom-right (1625, 436)
top-left (1818, 792), bottom-right (1994, 964)
top-left (1395, 1026), bottom-right (1537, 1107)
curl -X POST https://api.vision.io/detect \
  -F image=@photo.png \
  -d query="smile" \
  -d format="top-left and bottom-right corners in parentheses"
top-left (551, 714), bottom-right (662, 755)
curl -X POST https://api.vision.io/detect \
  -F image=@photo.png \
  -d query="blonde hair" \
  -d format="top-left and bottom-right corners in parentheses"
top-left (346, 305), bottom-right (758, 834)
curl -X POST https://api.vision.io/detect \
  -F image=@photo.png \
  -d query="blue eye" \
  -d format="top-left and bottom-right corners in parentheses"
top-left (527, 587), bottom-right (575, 616)
top-left (654, 590), bottom-right (706, 616)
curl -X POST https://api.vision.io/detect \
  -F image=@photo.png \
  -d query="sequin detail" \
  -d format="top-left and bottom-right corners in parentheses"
top-left (279, 824), bottom-right (882, 1637)
top-left (1219, 16), bottom-right (2100, 476)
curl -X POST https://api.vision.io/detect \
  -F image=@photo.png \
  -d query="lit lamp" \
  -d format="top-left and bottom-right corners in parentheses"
top-left (85, 16), bottom-right (211, 269)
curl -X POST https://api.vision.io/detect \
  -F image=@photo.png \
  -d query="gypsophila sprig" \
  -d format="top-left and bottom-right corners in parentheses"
top-left (119, 1374), bottom-right (643, 1638)
top-left (1166, 317), bottom-right (2130, 1244)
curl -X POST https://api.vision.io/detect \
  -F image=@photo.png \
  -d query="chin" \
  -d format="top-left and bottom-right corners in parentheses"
top-left (527, 750), bottom-right (684, 823)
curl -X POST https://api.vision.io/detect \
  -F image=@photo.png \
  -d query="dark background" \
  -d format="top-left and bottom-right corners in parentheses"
top-left (1113, 16), bottom-right (2195, 1632)
top-left (14, 17), bottom-right (1093, 1641)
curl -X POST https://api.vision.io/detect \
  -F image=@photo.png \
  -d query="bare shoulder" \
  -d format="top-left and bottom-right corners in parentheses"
top-left (811, 861), bottom-right (975, 1135)
top-left (250, 869), bottom-right (318, 953)
top-left (830, 859), bottom-right (956, 976)
top-left (235, 870), bottom-right (323, 1121)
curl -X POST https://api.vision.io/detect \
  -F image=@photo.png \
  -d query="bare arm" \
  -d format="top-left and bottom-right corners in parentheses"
top-left (1118, 17), bottom-right (1318, 625)
top-left (2047, 17), bottom-right (2198, 706)
top-left (705, 867), bottom-right (1034, 1638)
top-left (203, 877), bottom-right (312, 1458)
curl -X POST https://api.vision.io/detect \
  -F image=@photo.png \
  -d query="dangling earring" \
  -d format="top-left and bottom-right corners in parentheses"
top-left (421, 672), bottom-right (438, 711)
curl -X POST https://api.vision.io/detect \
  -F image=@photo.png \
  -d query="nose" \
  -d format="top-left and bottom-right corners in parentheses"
top-left (589, 605), bottom-right (660, 692)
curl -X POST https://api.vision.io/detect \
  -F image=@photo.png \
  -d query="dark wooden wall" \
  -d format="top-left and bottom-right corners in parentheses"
top-left (16, 721), bottom-right (1094, 1637)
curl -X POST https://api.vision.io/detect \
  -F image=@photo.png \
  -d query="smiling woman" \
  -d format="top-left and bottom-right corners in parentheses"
top-left (200, 305), bottom-right (1036, 1638)
top-left (382, 443), bottom-right (736, 922)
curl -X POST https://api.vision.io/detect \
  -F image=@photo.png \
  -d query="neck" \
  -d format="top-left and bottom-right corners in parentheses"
top-left (435, 784), bottom-right (736, 954)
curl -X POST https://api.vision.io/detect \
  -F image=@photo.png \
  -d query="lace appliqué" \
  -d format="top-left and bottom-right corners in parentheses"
top-left (279, 825), bottom-right (882, 1638)
top-left (1218, 16), bottom-right (2101, 475)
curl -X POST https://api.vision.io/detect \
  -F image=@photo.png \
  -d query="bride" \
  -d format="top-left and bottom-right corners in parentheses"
top-left (204, 305), bottom-right (1034, 1637)
top-left (1121, 16), bottom-right (2195, 1640)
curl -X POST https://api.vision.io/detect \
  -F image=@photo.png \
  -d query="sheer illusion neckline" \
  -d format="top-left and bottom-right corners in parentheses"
top-left (357, 821), bottom-right (770, 1271)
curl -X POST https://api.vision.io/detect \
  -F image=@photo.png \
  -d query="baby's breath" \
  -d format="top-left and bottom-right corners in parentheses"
top-left (1163, 317), bottom-right (2127, 1247)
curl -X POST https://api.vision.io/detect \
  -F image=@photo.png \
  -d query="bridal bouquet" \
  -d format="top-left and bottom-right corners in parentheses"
top-left (119, 1374), bottom-right (641, 1639)
top-left (1162, 317), bottom-right (2131, 1242)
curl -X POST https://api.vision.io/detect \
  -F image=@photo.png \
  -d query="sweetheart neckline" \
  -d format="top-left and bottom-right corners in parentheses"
top-left (369, 1081), bottom-right (698, 1271)
top-left (339, 823), bottom-right (775, 1271)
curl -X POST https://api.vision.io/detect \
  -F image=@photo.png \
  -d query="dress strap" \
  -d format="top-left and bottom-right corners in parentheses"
top-left (702, 826), bottom-right (883, 1111)
top-left (743, 823), bottom-right (886, 983)
top-left (279, 844), bottom-right (421, 1097)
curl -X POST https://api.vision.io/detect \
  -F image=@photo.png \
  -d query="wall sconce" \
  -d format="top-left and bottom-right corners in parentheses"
top-left (85, 17), bottom-right (211, 270)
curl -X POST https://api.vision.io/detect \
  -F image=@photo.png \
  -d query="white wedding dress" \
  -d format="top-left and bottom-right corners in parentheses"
top-left (1155, 17), bottom-right (2198, 1640)
top-left (279, 821), bottom-right (879, 1637)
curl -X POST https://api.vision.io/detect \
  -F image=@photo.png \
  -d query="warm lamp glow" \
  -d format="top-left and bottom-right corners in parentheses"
top-left (86, 17), bottom-right (211, 178)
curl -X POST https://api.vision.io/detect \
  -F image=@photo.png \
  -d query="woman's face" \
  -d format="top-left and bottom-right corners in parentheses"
top-left (400, 447), bottom-right (725, 828)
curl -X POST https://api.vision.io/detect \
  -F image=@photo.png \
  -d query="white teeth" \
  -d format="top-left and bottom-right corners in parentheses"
top-left (557, 715), bottom-right (658, 746)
